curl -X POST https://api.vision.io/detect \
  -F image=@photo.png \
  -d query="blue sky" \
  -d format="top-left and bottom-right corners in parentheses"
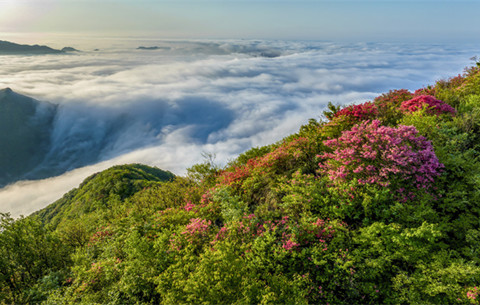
top-left (1, 0), bottom-right (479, 42)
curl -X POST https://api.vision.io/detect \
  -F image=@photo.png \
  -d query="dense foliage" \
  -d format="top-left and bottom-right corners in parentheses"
top-left (2, 62), bottom-right (480, 304)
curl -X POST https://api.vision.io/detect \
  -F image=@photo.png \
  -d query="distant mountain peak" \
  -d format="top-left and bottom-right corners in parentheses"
top-left (0, 87), bottom-right (14, 99)
top-left (137, 46), bottom-right (170, 51)
top-left (0, 40), bottom-right (79, 55)
top-left (61, 47), bottom-right (79, 52)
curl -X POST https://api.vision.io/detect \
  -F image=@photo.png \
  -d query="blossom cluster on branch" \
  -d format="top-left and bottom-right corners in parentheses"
top-left (319, 120), bottom-right (443, 193)
top-left (333, 102), bottom-right (378, 121)
top-left (401, 95), bottom-right (456, 116)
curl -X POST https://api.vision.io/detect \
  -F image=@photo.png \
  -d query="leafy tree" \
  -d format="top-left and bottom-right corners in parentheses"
top-left (0, 213), bottom-right (69, 304)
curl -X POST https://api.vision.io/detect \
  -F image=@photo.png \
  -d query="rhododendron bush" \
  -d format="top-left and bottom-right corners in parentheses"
top-left (374, 89), bottom-right (414, 105)
top-left (333, 102), bottom-right (378, 121)
top-left (372, 89), bottom-right (414, 124)
top-left (219, 137), bottom-right (311, 186)
top-left (401, 95), bottom-right (456, 116)
top-left (320, 120), bottom-right (443, 196)
top-left (467, 286), bottom-right (479, 304)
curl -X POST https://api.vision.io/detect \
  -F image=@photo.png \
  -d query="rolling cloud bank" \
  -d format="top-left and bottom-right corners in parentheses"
top-left (0, 39), bottom-right (478, 217)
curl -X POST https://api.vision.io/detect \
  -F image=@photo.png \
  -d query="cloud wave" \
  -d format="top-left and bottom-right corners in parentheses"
top-left (0, 39), bottom-right (478, 217)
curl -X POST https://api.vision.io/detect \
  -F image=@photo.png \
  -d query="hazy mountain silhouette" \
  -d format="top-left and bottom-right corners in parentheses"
top-left (0, 41), bottom-right (78, 54)
top-left (60, 47), bottom-right (79, 52)
top-left (0, 88), bottom-right (57, 186)
top-left (137, 46), bottom-right (169, 50)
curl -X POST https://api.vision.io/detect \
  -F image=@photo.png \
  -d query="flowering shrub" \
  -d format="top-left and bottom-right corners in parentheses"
top-left (401, 95), bottom-right (456, 116)
top-left (218, 137), bottom-right (311, 187)
top-left (467, 286), bottom-right (479, 304)
top-left (373, 89), bottom-right (414, 124)
top-left (374, 89), bottom-right (413, 105)
top-left (183, 201), bottom-right (195, 211)
top-left (333, 102), bottom-right (378, 121)
top-left (438, 74), bottom-right (467, 89)
top-left (319, 120), bottom-right (443, 196)
top-left (168, 218), bottom-right (213, 251)
top-left (212, 215), bottom-right (339, 254)
top-left (414, 86), bottom-right (436, 97)
top-left (88, 227), bottom-right (113, 246)
top-left (182, 218), bottom-right (212, 241)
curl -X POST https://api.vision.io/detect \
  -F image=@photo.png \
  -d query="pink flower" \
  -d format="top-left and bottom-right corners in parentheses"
top-left (319, 120), bottom-right (443, 195)
top-left (182, 218), bottom-right (212, 241)
top-left (401, 95), bottom-right (456, 116)
top-left (183, 201), bottom-right (195, 211)
top-left (333, 101), bottom-right (378, 121)
top-left (374, 89), bottom-right (413, 105)
top-left (467, 286), bottom-right (479, 301)
top-left (282, 239), bottom-right (300, 251)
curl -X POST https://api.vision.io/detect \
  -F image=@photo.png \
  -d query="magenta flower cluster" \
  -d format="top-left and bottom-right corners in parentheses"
top-left (319, 120), bottom-right (443, 193)
top-left (401, 95), bottom-right (456, 116)
top-left (333, 102), bottom-right (378, 121)
top-left (467, 286), bottom-right (479, 301)
top-left (374, 89), bottom-right (413, 105)
top-left (183, 201), bottom-right (195, 211)
top-left (88, 227), bottom-right (113, 246)
top-left (414, 87), bottom-right (436, 97)
top-left (212, 215), bottom-right (338, 253)
top-left (219, 137), bottom-right (310, 186)
top-left (182, 218), bottom-right (212, 241)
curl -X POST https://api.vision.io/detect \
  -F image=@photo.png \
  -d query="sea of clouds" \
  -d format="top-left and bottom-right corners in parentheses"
top-left (0, 39), bottom-right (478, 217)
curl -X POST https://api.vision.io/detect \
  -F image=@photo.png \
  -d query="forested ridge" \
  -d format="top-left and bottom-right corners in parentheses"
top-left (2, 62), bottom-right (480, 304)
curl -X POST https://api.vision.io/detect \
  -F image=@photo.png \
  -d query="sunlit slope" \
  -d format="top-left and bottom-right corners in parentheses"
top-left (0, 88), bottom-right (56, 186)
top-left (33, 164), bottom-right (175, 229)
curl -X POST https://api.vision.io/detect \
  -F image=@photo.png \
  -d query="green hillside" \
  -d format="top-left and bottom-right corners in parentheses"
top-left (33, 164), bottom-right (175, 229)
top-left (2, 62), bottom-right (480, 304)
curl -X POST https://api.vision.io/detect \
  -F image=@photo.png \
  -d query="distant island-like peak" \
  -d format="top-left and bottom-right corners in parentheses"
top-left (0, 40), bottom-right (80, 55)
top-left (137, 46), bottom-right (170, 51)
top-left (61, 46), bottom-right (79, 52)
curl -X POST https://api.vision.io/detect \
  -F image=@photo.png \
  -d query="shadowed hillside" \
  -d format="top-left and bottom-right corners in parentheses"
top-left (0, 88), bottom-right (57, 186)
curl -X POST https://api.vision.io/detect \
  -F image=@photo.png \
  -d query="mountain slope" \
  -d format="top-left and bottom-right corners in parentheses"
top-left (33, 164), bottom-right (175, 229)
top-left (2, 63), bottom-right (480, 304)
top-left (0, 88), bottom-right (57, 186)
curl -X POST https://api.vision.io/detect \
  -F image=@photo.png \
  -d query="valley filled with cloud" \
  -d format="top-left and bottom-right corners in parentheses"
top-left (1, 39), bottom-right (478, 217)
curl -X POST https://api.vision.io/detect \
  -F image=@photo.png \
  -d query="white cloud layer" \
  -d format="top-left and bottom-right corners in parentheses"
top-left (0, 39), bottom-right (478, 217)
